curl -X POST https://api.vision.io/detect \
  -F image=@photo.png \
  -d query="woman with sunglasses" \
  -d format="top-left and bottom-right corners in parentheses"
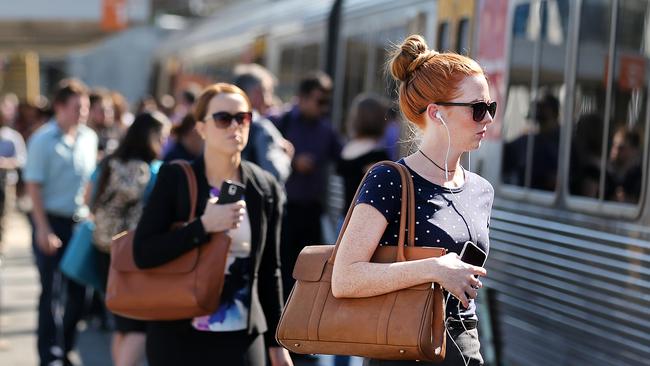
top-left (133, 83), bottom-right (293, 366)
top-left (331, 35), bottom-right (495, 365)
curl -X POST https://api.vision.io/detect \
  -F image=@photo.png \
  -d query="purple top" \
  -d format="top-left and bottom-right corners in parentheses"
top-left (277, 107), bottom-right (342, 204)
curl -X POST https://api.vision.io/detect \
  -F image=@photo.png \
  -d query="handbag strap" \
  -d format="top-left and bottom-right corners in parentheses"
top-left (172, 160), bottom-right (198, 222)
top-left (329, 160), bottom-right (416, 263)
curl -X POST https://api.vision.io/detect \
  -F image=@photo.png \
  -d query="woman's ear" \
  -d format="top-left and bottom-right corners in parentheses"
top-left (195, 121), bottom-right (206, 140)
top-left (425, 104), bottom-right (440, 123)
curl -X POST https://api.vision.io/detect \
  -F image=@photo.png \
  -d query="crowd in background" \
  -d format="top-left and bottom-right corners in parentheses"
top-left (0, 63), bottom-right (400, 366)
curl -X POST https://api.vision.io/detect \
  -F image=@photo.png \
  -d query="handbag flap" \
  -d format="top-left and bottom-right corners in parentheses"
top-left (292, 245), bottom-right (447, 282)
top-left (293, 245), bottom-right (334, 281)
top-left (110, 230), bottom-right (199, 274)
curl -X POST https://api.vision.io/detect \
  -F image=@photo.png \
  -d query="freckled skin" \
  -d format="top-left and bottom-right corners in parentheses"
top-left (331, 74), bottom-right (491, 307)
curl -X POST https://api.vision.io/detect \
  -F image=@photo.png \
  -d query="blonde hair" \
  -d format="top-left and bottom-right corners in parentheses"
top-left (193, 83), bottom-right (252, 121)
top-left (389, 35), bottom-right (486, 128)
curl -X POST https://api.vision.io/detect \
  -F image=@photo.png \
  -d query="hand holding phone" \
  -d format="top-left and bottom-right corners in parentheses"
top-left (459, 241), bottom-right (487, 268)
top-left (445, 241), bottom-right (487, 306)
top-left (216, 180), bottom-right (245, 204)
top-left (201, 180), bottom-right (246, 232)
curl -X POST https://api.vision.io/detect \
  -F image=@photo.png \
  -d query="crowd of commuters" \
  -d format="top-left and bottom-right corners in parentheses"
top-left (0, 63), bottom-right (397, 366)
top-left (0, 35), bottom-right (504, 366)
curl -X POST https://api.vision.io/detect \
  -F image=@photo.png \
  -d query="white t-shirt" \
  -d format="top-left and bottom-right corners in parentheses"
top-left (192, 207), bottom-right (252, 332)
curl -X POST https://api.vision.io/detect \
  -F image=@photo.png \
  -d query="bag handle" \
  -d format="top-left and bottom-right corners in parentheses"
top-left (172, 160), bottom-right (198, 222)
top-left (329, 160), bottom-right (415, 263)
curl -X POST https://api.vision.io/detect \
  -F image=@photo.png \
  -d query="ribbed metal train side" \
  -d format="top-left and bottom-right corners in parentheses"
top-left (486, 206), bottom-right (650, 366)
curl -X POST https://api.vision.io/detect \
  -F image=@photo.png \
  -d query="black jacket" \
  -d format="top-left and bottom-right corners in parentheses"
top-left (133, 157), bottom-right (285, 348)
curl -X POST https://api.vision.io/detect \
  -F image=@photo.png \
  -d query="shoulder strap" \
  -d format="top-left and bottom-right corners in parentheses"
top-left (171, 160), bottom-right (197, 222)
top-left (329, 160), bottom-right (415, 263)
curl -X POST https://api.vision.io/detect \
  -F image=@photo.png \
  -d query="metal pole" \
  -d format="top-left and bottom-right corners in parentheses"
top-left (326, 0), bottom-right (343, 80)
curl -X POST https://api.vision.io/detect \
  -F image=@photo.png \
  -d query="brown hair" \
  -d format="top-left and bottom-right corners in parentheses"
top-left (52, 78), bottom-right (88, 106)
top-left (298, 71), bottom-right (332, 97)
top-left (110, 90), bottom-right (129, 122)
top-left (389, 34), bottom-right (485, 128)
top-left (347, 93), bottom-right (389, 139)
top-left (171, 113), bottom-right (196, 138)
top-left (89, 88), bottom-right (112, 108)
top-left (193, 83), bottom-right (252, 121)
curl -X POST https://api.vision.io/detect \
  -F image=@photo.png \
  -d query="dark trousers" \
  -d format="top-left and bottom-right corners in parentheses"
top-left (363, 324), bottom-right (483, 366)
top-left (146, 322), bottom-right (265, 366)
top-left (0, 172), bottom-right (6, 244)
top-left (280, 201), bottom-right (322, 300)
top-left (32, 214), bottom-right (87, 366)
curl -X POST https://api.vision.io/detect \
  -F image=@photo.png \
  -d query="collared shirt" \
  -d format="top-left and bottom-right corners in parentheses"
top-left (24, 120), bottom-right (98, 217)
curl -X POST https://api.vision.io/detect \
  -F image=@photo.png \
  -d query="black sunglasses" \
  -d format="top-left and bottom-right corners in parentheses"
top-left (421, 101), bottom-right (497, 122)
top-left (210, 111), bottom-right (252, 128)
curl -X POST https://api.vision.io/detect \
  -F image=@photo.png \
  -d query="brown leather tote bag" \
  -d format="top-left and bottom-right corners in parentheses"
top-left (276, 161), bottom-right (447, 362)
top-left (105, 161), bottom-right (232, 320)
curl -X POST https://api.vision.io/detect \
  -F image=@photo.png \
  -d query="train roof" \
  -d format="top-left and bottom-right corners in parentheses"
top-left (156, 0), bottom-right (334, 61)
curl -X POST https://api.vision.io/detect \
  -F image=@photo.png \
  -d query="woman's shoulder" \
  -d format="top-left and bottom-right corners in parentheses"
top-left (156, 160), bottom-right (189, 183)
top-left (242, 161), bottom-right (282, 194)
top-left (466, 170), bottom-right (494, 196)
top-left (358, 162), bottom-right (405, 196)
top-left (364, 161), bottom-right (403, 178)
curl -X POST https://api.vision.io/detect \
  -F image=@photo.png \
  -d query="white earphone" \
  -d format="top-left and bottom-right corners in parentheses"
top-left (434, 110), bottom-right (471, 172)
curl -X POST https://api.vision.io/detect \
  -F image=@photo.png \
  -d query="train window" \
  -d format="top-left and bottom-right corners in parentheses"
top-left (456, 18), bottom-right (470, 54)
top-left (531, 0), bottom-right (569, 191)
top-left (341, 35), bottom-right (369, 130)
top-left (605, 0), bottom-right (648, 204)
top-left (371, 27), bottom-right (407, 98)
top-left (501, 2), bottom-right (537, 189)
top-left (568, 0), bottom-right (612, 199)
top-left (278, 47), bottom-right (299, 101)
top-left (570, 0), bottom-right (648, 204)
top-left (502, 0), bottom-right (569, 192)
top-left (275, 42), bottom-right (321, 102)
top-left (438, 21), bottom-right (450, 52)
top-left (299, 43), bottom-right (321, 78)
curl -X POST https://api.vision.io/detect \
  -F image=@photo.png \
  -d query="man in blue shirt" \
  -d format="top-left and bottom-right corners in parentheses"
top-left (24, 79), bottom-right (97, 366)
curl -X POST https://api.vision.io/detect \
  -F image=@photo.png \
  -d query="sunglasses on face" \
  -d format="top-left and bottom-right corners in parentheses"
top-left (421, 101), bottom-right (497, 122)
top-left (210, 111), bottom-right (252, 128)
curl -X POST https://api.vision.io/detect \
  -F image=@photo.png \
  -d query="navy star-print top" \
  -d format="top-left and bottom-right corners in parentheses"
top-left (355, 160), bottom-right (494, 319)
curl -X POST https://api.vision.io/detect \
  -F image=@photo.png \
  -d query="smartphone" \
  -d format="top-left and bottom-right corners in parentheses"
top-left (459, 241), bottom-right (487, 267)
top-left (445, 241), bottom-right (487, 304)
top-left (217, 180), bottom-right (245, 204)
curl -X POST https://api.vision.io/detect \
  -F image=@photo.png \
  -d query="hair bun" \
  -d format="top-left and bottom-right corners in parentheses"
top-left (390, 35), bottom-right (434, 82)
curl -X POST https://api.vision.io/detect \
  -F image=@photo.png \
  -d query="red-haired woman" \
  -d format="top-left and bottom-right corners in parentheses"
top-left (331, 35), bottom-right (495, 365)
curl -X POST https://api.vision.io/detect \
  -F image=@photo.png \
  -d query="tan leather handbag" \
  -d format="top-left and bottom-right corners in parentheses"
top-left (105, 161), bottom-right (232, 321)
top-left (276, 161), bottom-right (447, 362)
